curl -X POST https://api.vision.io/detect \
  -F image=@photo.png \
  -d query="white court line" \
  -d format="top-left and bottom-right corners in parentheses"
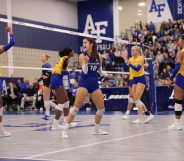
top-left (0, 157), bottom-right (71, 161)
top-left (24, 128), bottom-right (169, 159)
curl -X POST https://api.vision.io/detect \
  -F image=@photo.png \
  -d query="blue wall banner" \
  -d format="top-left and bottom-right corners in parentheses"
top-left (78, 0), bottom-right (114, 52)
top-left (91, 87), bottom-right (151, 111)
top-left (147, 0), bottom-right (184, 22)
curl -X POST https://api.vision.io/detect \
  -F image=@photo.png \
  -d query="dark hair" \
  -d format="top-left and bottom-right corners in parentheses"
top-left (59, 47), bottom-right (73, 57)
top-left (84, 37), bottom-right (98, 61)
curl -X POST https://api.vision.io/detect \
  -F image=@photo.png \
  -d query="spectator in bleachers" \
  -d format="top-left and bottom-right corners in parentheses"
top-left (154, 74), bottom-right (162, 86)
top-left (155, 50), bottom-right (164, 64)
top-left (160, 21), bottom-right (168, 36)
top-left (6, 82), bottom-right (18, 111)
top-left (160, 68), bottom-right (169, 80)
top-left (167, 39), bottom-right (174, 53)
top-left (16, 79), bottom-right (22, 93)
top-left (103, 54), bottom-right (112, 71)
top-left (108, 49), bottom-right (115, 61)
top-left (20, 79), bottom-right (29, 93)
top-left (118, 79), bottom-right (127, 87)
top-left (20, 82), bottom-right (36, 110)
top-left (110, 43), bottom-right (116, 52)
top-left (148, 21), bottom-right (155, 33)
top-left (132, 28), bottom-right (141, 42)
top-left (101, 50), bottom-right (108, 59)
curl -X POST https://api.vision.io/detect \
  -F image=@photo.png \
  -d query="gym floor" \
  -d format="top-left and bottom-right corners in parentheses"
top-left (0, 111), bottom-right (184, 161)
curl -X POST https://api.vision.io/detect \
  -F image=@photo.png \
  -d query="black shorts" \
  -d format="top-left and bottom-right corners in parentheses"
top-left (43, 77), bottom-right (51, 88)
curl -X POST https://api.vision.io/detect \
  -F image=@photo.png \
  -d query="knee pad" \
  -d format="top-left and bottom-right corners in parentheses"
top-left (128, 97), bottom-right (134, 103)
top-left (64, 101), bottom-right (69, 108)
top-left (57, 104), bottom-right (64, 111)
top-left (70, 106), bottom-right (79, 116)
top-left (135, 100), bottom-right (143, 107)
top-left (0, 107), bottom-right (3, 116)
top-left (175, 99), bottom-right (183, 111)
top-left (96, 108), bottom-right (105, 116)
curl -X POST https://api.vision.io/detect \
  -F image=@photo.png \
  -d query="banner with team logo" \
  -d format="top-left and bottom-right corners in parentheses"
top-left (78, 0), bottom-right (114, 52)
top-left (147, 0), bottom-right (184, 23)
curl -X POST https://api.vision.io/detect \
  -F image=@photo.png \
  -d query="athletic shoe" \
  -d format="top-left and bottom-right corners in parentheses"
top-left (61, 128), bottom-right (69, 139)
top-left (70, 122), bottom-right (78, 127)
top-left (41, 115), bottom-right (50, 120)
top-left (122, 114), bottom-right (129, 120)
top-left (51, 124), bottom-right (64, 130)
top-left (132, 118), bottom-right (143, 124)
top-left (92, 127), bottom-right (107, 135)
top-left (0, 127), bottom-right (11, 137)
top-left (144, 114), bottom-right (154, 123)
top-left (168, 124), bottom-right (182, 130)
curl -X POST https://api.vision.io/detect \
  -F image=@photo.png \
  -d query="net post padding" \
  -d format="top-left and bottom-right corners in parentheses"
top-left (147, 59), bottom-right (157, 115)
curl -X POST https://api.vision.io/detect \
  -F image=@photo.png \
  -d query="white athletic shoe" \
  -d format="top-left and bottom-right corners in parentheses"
top-left (70, 122), bottom-right (78, 128)
top-left (144, 114), bottom-right (154, 123)
top-left (92, 127), bottom-right (108, 135)
top-left (122, 114), bottom-right (129, 120)
top-left (0, 127), bottom-right (11, 137)
top-left (61, 129), bottom-right (69, 139)
top-left (51, 124), bottom-right (64, 130)
top-left (168, 124), bottom-right (182, 130)
top-left (132, 118), bottom-right (142, 124)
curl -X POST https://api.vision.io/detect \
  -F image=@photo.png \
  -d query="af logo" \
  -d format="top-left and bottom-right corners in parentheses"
top-left (149, 0), bottom-right (166, 17)
top-left (83, 14), bottom-right (108, 43)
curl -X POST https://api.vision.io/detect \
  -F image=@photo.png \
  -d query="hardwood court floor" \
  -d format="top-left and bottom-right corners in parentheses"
top-left (0, 111), bottom-right (184, 161)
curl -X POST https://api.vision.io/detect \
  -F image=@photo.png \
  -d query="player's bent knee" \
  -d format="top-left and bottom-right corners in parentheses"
top-left (96, 108), bottom-right (105, 116)
top-left (128, 97), bottom-right (134, 103)
top-left (135, 100), bottom-right (143, 107)
top-left (70, 106), bottom-right (79, 116)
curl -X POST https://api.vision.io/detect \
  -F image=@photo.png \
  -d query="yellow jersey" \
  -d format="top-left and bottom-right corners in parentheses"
top-left (129, 67), bottom-right (133, 80)
top-left (52, 56), bottom-right (68, 75)
top-left (178, 48), bottom-right (184, 76)
top-left (129, 55), bottom-right (144, 77)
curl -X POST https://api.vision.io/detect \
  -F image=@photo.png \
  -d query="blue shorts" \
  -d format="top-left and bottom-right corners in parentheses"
top-left (132, 75), bottom-right (146, 86)
top-left (129, 79), bottom-right (134, 88)
top-left (78, 83), bottom-right (99, 93)
top-left (175, 74), bottom-right (184, 90)
top-left (50, 74), bottom-right (63, 90)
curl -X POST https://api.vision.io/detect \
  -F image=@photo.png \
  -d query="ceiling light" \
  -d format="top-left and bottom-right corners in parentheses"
top-left (138, 13), bottom-right (142, 16)
top-left (118, 6), bottom-right (123, 10)
top-left (138, 10), bottom-right (142, 12)
top-left (138, 2), bottom-right (146, 7)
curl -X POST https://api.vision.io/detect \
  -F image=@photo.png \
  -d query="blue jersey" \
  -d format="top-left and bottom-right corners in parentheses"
top-left (79, 53), bottom-right (100, 85)
top-left (42, 63), bottom-right (52, 77)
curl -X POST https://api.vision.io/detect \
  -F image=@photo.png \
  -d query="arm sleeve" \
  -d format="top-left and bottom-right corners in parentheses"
top-left (82, 64), bottom-right (88, 74)
top-left (170, 63), bottom-right (181, 81)
top-left (129, 64), bottom-right (142, 72)
top-left (98, 67), bottom-right (107, 77)
top-left (3, 34), bottom-right (15, 51)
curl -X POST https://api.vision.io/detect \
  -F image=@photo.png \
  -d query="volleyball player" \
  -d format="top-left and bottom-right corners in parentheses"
top-left (125, 46), bottom-right (154, 124)
top-left (51, 47), bottom-right (77, 130)
top-left (61, 38), bottom-right (112, 139)
top-left (168, 35), bottom-right (184, 130)
top-left (39, 55), bottom-right (57, 120)
top-left (0, 27), bottom-right (15, 137)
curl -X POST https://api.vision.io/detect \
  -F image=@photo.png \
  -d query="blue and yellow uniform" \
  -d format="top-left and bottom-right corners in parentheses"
top-left (175, 48), bottom-right (184, 89)
top-left (78, 53), bottom-right (100, 93)
top-left (129, 55), bottom-right (146, 85)
top-left (51, 56), bottom-right (69, 89)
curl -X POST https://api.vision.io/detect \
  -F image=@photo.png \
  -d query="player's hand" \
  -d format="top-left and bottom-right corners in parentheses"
top-left (84, 56), bottom-right (89, 64)
top-left (107, 73), bottom-right (113, 78)
top-left (6, 27), bottom-right (13, 34)
top-left (125, 58), bottom-right (130, 65)
top-left (42, 75), bottom-right (47, 79)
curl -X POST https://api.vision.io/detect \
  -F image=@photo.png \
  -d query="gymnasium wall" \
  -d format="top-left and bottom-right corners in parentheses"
top-left (0, 0), bottom-right (78, 29)
top-left (119, 0), bottom-right (147, 33)
top-left (0, 0), bottom-right (79, 81)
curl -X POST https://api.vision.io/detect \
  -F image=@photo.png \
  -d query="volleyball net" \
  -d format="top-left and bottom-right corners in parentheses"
top-left (0, 18), bottom-right (156, 113)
